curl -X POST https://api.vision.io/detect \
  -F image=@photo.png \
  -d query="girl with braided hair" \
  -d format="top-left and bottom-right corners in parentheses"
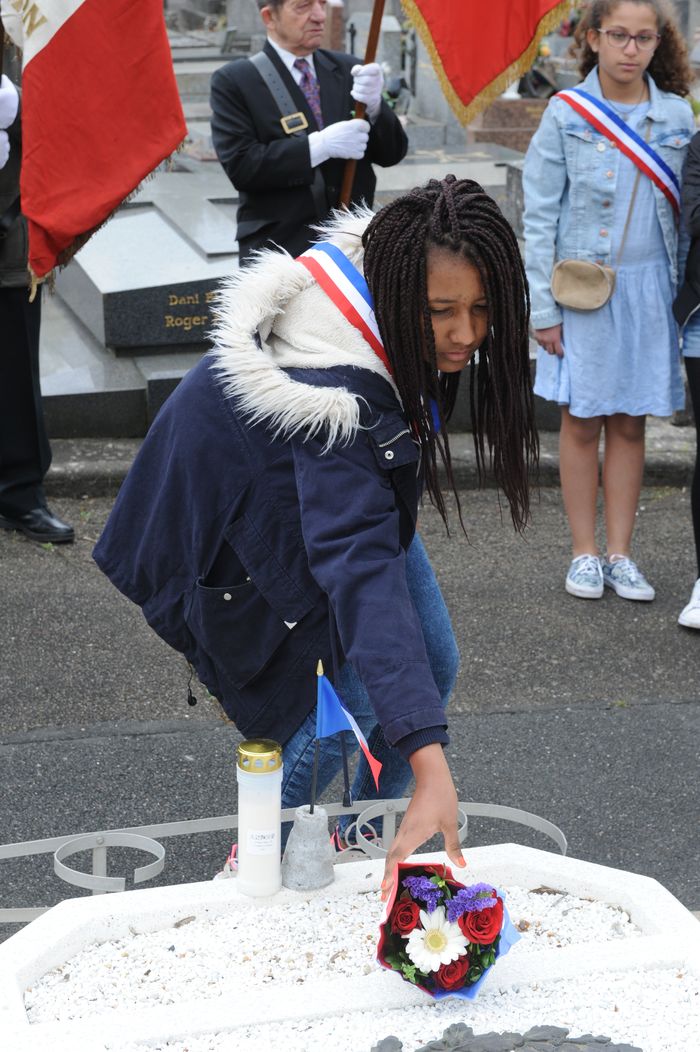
top-left (524, 0), bottom-right (693, 602)
top-left (94, 177), bottom-right (537, 894)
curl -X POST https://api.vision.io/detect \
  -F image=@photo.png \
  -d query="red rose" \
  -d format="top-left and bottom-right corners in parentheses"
top-left (435, 953), bottom-right (470, 991)
top-left (458, 897), bottom-right (504, 945)
top-left (390, 896), bottom-right (421, 935)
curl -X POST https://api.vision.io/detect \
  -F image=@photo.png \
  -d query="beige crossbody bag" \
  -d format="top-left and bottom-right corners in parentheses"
top-left (550, 122), bottom-right (649, 312)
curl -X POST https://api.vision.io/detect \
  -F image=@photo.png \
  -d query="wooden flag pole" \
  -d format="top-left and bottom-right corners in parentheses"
top-left (338, 0), bottom-right (386, 209)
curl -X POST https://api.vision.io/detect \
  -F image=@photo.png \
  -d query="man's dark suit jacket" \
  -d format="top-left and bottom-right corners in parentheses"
top-left (210, 41), bottom-right (409, 260)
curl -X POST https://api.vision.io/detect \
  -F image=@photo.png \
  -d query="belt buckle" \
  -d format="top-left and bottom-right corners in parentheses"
top-left (281, 111), bottom-right (309, 135)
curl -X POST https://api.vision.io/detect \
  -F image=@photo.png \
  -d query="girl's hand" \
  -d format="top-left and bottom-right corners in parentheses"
top-left (534, 324), bottom-right (564, 357)
top-left (381, 743), bottom-right (466, 901)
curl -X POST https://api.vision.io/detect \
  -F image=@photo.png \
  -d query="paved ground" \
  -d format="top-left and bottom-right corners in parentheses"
top-left (1, 471), bottom-right (698, 943)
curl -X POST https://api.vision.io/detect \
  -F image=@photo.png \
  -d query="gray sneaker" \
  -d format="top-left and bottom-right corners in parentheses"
top-left (603, 557), bottom-right (655, 601)
top-left (565, 554), bottom-right (603, 599)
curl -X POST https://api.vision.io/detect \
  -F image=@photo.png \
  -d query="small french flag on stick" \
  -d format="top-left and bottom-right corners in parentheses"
top-left (315, 660), bottom-right (383, 791)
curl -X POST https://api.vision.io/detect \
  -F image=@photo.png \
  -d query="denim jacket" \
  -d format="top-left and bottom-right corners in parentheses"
top-left (523, 68), bottom-right (694, 330)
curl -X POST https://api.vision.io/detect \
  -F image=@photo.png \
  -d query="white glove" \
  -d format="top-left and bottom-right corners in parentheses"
top-left (0, 74), bottom-right (19, 131)
top-left (0, 130), bottom-right (9, 170)
top-left (351, 63), bottom-right (384, 121)
top-left (308, 118), bottom-right (370, 166)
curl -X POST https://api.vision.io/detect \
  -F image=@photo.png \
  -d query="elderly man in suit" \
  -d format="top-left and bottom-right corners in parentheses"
top-left (210, 0), bottom-right (408, 262)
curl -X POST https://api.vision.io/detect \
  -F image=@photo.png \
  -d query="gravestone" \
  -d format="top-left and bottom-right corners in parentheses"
top-left (347, 13), bottom-right (402, 74)
top-left (225, 0), bottom-right (259, 35)
top-left (470, 97), bottom-right (548, 154)
top-left (410, 34), bottom-right (466, 147)
top-left (225, 0), bottom-right (265, 53)
top-left (55, 168), bottom-right (238, 354)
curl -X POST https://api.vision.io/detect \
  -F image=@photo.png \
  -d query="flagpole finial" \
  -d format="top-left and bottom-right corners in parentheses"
top-left (317, 659), bottom-right (324, 676)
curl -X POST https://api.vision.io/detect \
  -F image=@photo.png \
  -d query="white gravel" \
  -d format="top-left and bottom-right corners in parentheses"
top-left (106, 968), bottom-right (699, 1052)
top-left (24, 885), bottom-right (640, 1025)
top-left (21, 885), bottom-right (700, 1051)
top-left (21, 882), bottom-right (675, 1052)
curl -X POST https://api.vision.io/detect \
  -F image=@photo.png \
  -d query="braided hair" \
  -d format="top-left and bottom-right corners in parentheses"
top-left (362, 175), bottom-right (538, 533)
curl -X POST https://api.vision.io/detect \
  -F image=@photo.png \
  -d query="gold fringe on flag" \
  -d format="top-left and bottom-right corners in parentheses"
top-left (401, 0), bottom-right (573, 127)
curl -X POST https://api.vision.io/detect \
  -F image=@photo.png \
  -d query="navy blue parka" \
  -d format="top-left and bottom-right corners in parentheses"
top-left (93, 224), bottom-right (449, 760)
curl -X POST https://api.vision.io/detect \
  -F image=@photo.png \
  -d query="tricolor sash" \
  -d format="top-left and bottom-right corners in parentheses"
top-left (556, 88), bottom-right (681, 216)
top-left (296, 242), bottom-right (393, 376)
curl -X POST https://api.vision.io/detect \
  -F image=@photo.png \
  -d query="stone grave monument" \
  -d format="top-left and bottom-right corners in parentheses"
top-left (55, 169), bottom-right (237, 356)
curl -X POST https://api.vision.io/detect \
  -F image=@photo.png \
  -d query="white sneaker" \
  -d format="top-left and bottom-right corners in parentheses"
top-left (565, 554), bottom-right (603, 599)
top-left (603, 557), bottom-right (655, 601)
top-left (678, 578), bottom-right (700, 629)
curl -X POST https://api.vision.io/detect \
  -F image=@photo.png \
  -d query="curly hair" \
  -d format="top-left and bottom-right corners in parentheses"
top-left (574, 0), bottom-right (693, 96)
top-left (362, 176), bottom-right (538, 534)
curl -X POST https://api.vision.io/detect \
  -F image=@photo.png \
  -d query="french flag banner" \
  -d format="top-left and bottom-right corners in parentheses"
top-left (315, 661), bottom-right (383, 791)
top-left (1, 0), bottom-right (187, 278)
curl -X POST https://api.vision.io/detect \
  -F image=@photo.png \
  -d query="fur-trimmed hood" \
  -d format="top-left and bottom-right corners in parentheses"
top-left (208, 207), bottom-right (398, 449)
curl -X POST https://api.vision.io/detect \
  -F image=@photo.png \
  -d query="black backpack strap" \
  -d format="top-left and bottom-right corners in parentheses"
top-left (248, 51), bottom-right (328, 222)
top-left (0, 193), bottom-right (21, 239)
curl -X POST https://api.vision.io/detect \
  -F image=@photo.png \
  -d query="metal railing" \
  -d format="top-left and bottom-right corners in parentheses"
top-left (0, 799), bottom-right (566, 925)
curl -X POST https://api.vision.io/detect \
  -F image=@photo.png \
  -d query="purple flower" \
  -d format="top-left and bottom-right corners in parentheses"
top-left (446, 883), bottom-right (498, 923)
top-left (402, 876), bottom-right (443, 913)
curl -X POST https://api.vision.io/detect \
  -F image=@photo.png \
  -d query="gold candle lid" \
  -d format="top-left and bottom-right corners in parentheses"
top-left (237, 739), bottom-right (282, 774)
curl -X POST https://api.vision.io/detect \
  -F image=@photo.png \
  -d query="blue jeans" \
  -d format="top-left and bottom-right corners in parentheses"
top-left (281, 533), bottom-right (459, 836)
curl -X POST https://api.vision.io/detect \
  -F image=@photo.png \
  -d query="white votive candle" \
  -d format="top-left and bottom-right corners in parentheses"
top-left (236, 739), bottom-right (283, 897)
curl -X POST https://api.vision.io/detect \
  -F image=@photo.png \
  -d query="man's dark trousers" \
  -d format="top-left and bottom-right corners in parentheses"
top-left (0, 288), bottom-right (50, 514)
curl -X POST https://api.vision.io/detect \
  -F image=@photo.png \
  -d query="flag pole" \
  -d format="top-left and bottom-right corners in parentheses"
top-left (340, 733), bottom-right (352, 808)
top-left (309, 738), bottom-right (320, 815)
top-left (338, 0), bottom-right (386, 208)
top-left (0, 15), bottom-right (5, 80)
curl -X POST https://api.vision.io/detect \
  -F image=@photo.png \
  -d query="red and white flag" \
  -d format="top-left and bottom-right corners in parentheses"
top-left (1, 0), bottom-right (186, 278)
top-left (402, 0), bottom-right (570, 125)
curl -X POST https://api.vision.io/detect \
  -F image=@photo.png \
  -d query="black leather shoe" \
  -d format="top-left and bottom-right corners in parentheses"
top-left (0, 506), bottom-right (75, 543)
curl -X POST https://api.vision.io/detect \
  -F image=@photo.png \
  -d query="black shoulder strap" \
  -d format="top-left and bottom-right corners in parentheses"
top-left (0, 194), bottom-right (21, 240)
top-left (248, 51), bottom-right (327, 222)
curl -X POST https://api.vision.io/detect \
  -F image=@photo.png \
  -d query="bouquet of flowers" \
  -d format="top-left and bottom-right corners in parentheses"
top-left (377, 862), bottom-right (519, 999)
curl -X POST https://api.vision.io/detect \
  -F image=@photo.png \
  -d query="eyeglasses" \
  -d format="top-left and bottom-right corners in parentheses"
top-left (597, 29), bottom-right (660, 51)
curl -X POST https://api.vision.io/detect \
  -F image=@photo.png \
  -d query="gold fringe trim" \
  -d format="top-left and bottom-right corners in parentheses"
top-left (402, 0), bottom-right (573, 126)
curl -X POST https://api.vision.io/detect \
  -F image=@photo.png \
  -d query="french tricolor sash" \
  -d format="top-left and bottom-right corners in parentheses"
top-left (556, 88), bottom-right (681, 216)
top-left (296, 241), bottom-right (393, 376)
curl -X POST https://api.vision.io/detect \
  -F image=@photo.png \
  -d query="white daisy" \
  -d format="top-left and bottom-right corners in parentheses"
top-left (404, 906), bottom-right (468, 973)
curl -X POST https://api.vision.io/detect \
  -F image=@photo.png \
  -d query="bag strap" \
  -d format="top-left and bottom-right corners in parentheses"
top-left (0, 193), bottom-right (21, 240)
top-left (249, 51), bottom-right (328, 222)
top-left (616, 120), bottom-right (651, 267)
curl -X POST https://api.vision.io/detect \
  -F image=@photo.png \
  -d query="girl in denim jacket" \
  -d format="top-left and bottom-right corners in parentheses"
top-left (524, 0), bottom-right (693, 601)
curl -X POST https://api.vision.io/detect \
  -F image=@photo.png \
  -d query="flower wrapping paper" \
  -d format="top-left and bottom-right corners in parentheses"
top-left (377, 861), bottom-right (520, 1000)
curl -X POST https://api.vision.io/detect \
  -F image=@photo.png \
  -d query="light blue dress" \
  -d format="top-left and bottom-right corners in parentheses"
top-left (534, 100), bottom-right (685, 417)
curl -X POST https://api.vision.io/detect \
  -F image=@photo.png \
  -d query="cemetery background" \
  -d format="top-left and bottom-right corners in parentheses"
top-left (0, 8), bottom-right (698, 1047)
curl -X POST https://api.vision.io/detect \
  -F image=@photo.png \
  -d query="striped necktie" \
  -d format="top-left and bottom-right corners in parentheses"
top-left (293, 57), bottom-right (324, 130)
